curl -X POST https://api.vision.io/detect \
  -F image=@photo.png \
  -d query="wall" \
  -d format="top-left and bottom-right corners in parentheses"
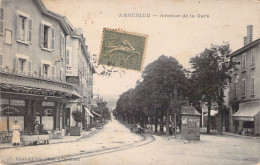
top-left (0, 0), bottom-right (66, 81)
top-left (229, 43), bottom-right (260, 102)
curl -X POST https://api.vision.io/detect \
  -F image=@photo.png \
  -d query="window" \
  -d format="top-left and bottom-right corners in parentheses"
top-left (43, 26), bottom-right (49, 48)
top-left (251, 76), bottom-right (255, 95)
top-left (61, 34), bottom-right (65, 59)
top-left (241, 53), bottom-right (246, 71)
top-left (40, 21), bottom-right (54, 51)
top-left (16, 11), bottom-right (32, 44)
top-left (0, 8), bottom-right (4, 35)
top-left (19, 58), bottom-right (26, 72)
top-left (43, 64), bottom-right (50, 78)
top-left (14, 55), bottom-right (29, 74)
top-left (251, 48), bottom-right (256, 68)
top-left (241, 78), bottom-right (246, 97)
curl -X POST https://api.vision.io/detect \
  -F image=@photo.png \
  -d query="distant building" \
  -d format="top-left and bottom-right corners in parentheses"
top-left (229, 25), bottom-right (260, 136)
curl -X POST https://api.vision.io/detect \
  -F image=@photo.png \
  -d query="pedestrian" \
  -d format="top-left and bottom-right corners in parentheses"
top-left (137, 123), bottom-right (141, 133)
top-left (34, 120), bottom-right (40, 134)
top-left (12, 120), bottom-right (21, 146)
top-left (169, 123), bottom-right (173, 135)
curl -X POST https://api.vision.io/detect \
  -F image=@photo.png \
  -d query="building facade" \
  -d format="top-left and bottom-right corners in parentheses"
top-left (65, 28), bottom-right (94, 130)
top-left (0, 0), bottom-right (93, 136)
top-left (229, 25), bottom-right (260, 136)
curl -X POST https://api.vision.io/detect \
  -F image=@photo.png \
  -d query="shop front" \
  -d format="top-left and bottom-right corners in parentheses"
top-left (232, 101), bottom-right (260, 136)
top-left (0, 72), bottom-right (81, 139)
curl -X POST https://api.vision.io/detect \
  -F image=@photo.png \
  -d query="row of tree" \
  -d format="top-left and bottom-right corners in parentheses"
top-left (113, 43), bottom-right (236, 135)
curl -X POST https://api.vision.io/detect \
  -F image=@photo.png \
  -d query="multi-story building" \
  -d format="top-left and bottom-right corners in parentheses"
top-left (229, 25), bottom-right (260, 136)
top-left (0, 0), bottom-right (83, 134)
top-left (65, 28), bottom-right (95, 130)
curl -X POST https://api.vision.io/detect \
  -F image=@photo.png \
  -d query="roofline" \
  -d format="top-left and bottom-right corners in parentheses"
top-left (230, 38), bottom-right (260, 57)
top-left (33, 0), bottom-right (72, 35)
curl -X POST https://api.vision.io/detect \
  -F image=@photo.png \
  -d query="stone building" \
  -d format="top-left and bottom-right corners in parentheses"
top-left (229, 25), bottom-right (260, 136)
top-left (65, 27), bottom-right (95, 130)
top-left (0, 0), bottom-right (93, 135)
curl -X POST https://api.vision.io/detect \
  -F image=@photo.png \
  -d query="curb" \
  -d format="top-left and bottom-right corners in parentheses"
top-left (222, 132), bottom-right (260, 140)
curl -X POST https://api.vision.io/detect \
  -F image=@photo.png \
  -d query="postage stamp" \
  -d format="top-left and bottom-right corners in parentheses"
top-left (99, 28), bottom-right (148, 71)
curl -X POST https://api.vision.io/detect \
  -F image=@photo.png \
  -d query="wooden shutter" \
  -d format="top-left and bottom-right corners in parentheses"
top-left (51, 65), bottom-right (56, 79)
top-left (51, 27), bottom-right (55, 51)
top-left (27, 61), bottom-right (32, 76)
top-left (14, 58), bottom-right (18, 73)
top-left (0, 8), bottom-right (4, 21)
top-left (16, 14), bottom-right (20, 40)
top-left (0, 8), bottom-right (4, 35)
top-left (40, 23), bottom-right (44, 48)
top-left (28, 19), bottom-right (32, 43)
top-left (60, 34), bottom-right (65, 58)
top-left (66, 49), bottom-right (70, 65)
top-left (39, 63), bottom-right (43, 78)
top-left (0, 55), bottom-right (3, 70)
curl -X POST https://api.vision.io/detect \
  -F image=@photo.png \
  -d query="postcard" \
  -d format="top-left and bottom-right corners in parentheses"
top-left (0, 0), bottom-right (259, 164)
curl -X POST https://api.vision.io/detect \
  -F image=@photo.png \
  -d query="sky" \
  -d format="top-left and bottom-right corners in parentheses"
top-left (43, 0), bottom-right (260, 106)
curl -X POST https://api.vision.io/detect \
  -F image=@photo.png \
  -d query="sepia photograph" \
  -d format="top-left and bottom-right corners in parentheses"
top-left (0, 0), bottom-right (259, 164)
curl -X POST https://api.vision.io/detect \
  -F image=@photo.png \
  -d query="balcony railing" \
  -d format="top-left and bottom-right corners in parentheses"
top-left (0, 69), bottom-right (82, 98)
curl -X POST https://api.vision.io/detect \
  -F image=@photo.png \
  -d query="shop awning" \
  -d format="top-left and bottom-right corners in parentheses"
top-left (233, 102), bottom-right (260, 121)
top-left (84, 107), bottom-right (94, 117)
top-left (92, 111), bottom-right (101, 117)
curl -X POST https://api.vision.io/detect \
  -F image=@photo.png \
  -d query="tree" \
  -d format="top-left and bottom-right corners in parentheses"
top-left (189, 43), bottom-right (233, 134)
top-left (115, 55), bottom-right (186, 135)
top-left (210, 43), bottom-right (233, 134)
top-left (142, 55), bottom-right (186, 135)
top-left (72, 110), bottom-right (85, 127)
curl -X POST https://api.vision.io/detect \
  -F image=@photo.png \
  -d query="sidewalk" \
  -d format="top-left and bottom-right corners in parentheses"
top-left (0, 128), bottom-right (98, 150)
top-left (222, 131), bottom-right (260, 139)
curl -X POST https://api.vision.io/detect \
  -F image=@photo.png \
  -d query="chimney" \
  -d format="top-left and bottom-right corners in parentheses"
top-left (247, 25), bottom-right (253, 43)
top-left (244, 36), bottom-right (248, 46)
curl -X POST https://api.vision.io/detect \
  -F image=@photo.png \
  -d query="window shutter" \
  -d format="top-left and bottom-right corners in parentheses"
top-left (51, 27), bottom-right (55, 51)
top-left (28, 61), bottom-right (32, 76)
top-left (251, 77), bottom-right (255, 95)
top-left (252, 49), bottom-right (255, 67)
top-left (0, 55), bottom-right (3, 70)
top-left (14, 58), bottom-right (18, 73)
top-left (0, 56), bottom-right (3, 71)
top-left (0, 8), bottom-right (4, 35)
top-left (16, 14), bottom-right (20, 40)
top-left (60, 35), bottom-right (65, 58)
top-left (0, 8), bottom-right (4, 20)
top-left (40, 24), bottom-right (44, 48)
top-left (39, 64), bottom-right (43, 78)
top-left (28, 19), bottom-right (32, 43)
top-left (66, 49), bottom-right (70, 65)
top-left (51, 65), bottom-right (56, 79)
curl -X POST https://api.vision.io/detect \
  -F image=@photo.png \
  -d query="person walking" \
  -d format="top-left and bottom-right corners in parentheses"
top-left (12, 120), bottom-right (21, 146)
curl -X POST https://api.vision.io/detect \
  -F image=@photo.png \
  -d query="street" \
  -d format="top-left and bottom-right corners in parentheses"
top-left (0, 120), bottom-right (259, 165)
